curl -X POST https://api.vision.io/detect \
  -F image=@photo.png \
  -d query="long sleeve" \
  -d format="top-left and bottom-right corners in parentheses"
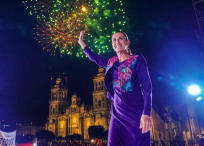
top-left (83, 46), bottom-right (109, 68)
top-left (136, 55), bottom-right (152, 116)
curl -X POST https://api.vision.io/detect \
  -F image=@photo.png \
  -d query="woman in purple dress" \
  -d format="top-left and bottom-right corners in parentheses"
top-left (78, 31), bottom-right (152, 146)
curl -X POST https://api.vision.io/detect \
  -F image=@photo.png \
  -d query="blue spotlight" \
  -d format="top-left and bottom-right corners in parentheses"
top-left (188, 85), bottom-right (201, 96)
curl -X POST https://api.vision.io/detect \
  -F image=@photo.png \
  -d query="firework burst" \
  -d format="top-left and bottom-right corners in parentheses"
top-left (34, 12), bottom-right (89, 56)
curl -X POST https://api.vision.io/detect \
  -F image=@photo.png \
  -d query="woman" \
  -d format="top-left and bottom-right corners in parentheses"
top-left (78, 31), bottom-right (152, 146)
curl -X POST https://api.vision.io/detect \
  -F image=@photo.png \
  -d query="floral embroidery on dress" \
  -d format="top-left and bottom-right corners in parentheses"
top-left (106, 56), bottom-right (119, 73)
top-left (106, 55), bottom-right (138, 92)
top-left (118, 55), bottom-right (138, 92)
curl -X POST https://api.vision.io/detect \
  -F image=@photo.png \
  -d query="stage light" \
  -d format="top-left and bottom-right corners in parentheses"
top-left (188, 85), bottom-right (201, 96)
top-left (196, 96), bottom-right (202, 101)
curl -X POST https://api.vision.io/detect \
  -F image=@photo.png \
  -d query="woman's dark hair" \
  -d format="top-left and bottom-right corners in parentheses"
top-left (116, 31), bottom-right (129, 41)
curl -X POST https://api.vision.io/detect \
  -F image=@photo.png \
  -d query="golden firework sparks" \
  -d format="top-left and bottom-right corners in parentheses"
top-left (34, 12), bottom-right (89, 56)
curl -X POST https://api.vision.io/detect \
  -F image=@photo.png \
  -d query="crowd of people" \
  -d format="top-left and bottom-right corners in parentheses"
top-left (37, 138), bottom-right (107, 146)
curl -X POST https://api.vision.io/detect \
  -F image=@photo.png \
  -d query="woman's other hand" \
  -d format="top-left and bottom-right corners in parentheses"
top-left (140, 115), bottom-right (152, 134)
top-left (78, 31), bottom-right (86, 49)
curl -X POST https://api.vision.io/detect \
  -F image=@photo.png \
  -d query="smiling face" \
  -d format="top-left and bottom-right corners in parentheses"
top-left (112, 32), bottom-right (130, 53)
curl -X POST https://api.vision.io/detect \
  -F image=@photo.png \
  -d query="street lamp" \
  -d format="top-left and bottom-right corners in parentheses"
top-left (187, 84), bottom-right (203, 144)
top-left (90, 139), bottom-right (94, 143)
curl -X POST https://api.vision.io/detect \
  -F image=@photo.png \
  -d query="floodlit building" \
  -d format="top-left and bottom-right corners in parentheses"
top-left (45, 67), bottom-right (111, 139)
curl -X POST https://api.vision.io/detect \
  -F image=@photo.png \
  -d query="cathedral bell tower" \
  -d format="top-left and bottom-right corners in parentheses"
top-left (46, 76), bottom-right (68, 135)
top-left (92, 67), bottom-right (111, 129)
top-left (93, 67), bottom-right (111, 111)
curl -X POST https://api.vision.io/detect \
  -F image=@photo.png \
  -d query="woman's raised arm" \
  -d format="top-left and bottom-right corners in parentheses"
top-left (78, 31), bottom-right (109, 68)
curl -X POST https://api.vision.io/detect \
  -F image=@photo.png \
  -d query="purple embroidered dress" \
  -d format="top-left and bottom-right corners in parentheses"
top-left (83, 46), bottom-right (152, 146)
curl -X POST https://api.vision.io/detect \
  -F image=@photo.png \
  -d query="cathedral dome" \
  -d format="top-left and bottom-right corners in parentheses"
top-left (56, 77), bottom-right (63, 85)
top-left (56, 77), bottom-right (62, 81)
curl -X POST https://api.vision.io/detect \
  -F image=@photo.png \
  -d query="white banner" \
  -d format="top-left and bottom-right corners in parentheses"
top-left (0, 131), bottom-right (16, 146)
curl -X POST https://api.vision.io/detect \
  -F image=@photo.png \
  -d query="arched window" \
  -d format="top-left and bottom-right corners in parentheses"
top-left (95, 82), bottom-right (97, 90)
top-left (99, 101), bottom-right (101, 108)
top-left (157, 132), bottom-right (163, 139)
top-left (55, 105), bottom-right (58, 113)
top-left (101, 81), bottom-right (103, 90)
top-left (50, 106), bottom-right (53, 114)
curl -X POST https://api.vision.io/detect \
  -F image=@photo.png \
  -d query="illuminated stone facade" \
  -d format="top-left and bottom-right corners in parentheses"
top-left (45, 67), bottom-right (203, 145)
top-left (45, 68), bottom-right (111, 139)
top-left (151, 103), bottom-right (202, 145)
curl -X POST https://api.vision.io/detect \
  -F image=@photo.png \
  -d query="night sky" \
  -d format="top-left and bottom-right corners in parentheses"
top-left (0, 0), bottom-right (204, 126)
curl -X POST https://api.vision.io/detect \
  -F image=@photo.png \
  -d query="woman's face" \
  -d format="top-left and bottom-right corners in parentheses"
top-left (112, 32), bottom-right (130, 53)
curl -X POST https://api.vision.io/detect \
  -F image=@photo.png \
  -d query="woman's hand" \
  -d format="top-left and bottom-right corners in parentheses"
top-left (78, 31), bottom-right (87, 49)
top-left (140, 115), bottom-right (152, 134)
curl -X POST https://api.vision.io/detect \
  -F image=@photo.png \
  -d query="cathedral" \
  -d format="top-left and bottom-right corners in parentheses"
top-left (45, 67), bottom-right (111, 140)
top-left (45, 67), bottom-right (203, 145)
